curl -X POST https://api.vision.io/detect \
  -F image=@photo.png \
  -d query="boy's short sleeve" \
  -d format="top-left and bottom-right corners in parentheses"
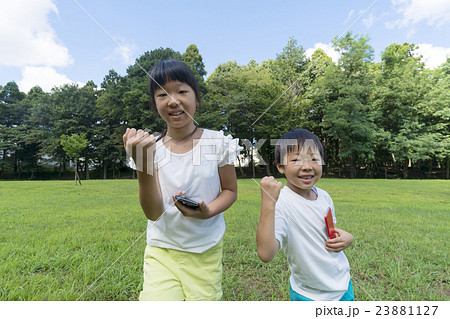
top-left (274, 203), bottom-right (289, 251)
top-left (218, 131), bottom-right (243, 167)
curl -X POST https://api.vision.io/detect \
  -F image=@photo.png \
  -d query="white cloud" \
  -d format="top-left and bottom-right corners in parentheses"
top-left (343, 10), bottom-right (355, 25)
top-left (363, 13), bottom-right (376, 28)
top-left (18, 66), bottom-right (84, 93)
top-left (392, 0), bottom-right (450, 27)
top-left (0, 0), bottom-right (77, 92)
top-left (414, 43), bottom-right (450, 69)
top-left (305, 43), bottom-right (341, 64)
top-left (0, 0), bottom-right (73, 67)
top-left (105, 39), bottom-right (136, 65)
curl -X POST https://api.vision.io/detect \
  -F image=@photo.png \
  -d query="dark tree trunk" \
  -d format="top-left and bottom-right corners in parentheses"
top-left (403, 159), bottom-right (409, 179)
top-left (103, 160), bottom-right (107, 179)
top-left (265, 164), bottom-right (271, 176)
top-left (446, 158), bottom-right (449, 180)
top-left (237, 156), bottom-right (245, 178)
top-left (75, 159), bottom-right (82, 185)
top-left (427, 159), bottom-right (433, 179)
top-left (85, 158), bottom-right (90, 180)
top-left (350, 154), bottom-right (356, 179)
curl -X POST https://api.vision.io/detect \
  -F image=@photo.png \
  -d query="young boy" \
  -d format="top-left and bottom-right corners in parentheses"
top-left (256, 129), bottom-right (355, 301)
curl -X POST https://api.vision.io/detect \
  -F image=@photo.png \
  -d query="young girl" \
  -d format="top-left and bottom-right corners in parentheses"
top-left (256, 129), bottom-right (354, 301)
top-left (123, 59), bottom-right (241, 301)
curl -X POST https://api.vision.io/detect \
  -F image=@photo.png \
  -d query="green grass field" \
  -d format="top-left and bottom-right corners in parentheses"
top-left (0, 179), bottom-right (448, 301)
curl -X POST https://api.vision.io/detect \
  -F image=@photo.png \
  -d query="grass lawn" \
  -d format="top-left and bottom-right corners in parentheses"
top-left (0, 179), bottom-right (448, 301)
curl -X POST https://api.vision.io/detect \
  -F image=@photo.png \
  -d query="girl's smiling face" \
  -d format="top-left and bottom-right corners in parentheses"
top-left (154, 80), bottom-right (199, 129)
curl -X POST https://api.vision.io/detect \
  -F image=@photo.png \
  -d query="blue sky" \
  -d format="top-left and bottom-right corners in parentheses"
top-left (1, 0), bottom-right (450, 92)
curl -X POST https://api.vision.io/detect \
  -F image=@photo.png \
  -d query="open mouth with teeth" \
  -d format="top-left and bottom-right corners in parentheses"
top-left (299, 175), bottom-right (314, 182)
top-left (169, 110), bottom-right (185, 118)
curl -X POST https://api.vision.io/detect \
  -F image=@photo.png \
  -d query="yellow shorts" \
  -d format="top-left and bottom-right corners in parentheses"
top-left (139, 239), bottom-right (223, 301)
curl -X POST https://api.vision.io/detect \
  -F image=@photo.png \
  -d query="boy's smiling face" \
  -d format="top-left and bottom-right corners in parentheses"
top-left (276, 145), bottom-right (323, 199)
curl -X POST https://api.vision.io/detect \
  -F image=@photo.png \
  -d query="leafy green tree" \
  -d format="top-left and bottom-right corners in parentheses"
top-left (126, 47), bottom-right (182, 79)
top-left (17, 86), bottom-right (50, 179)
top-left (26, 88), bottom-right (66, 176)
top-left (266, 37), bottom-right (308, 88)
top-left (32, 83), bottom-right (98, 178)
top-left (373, 43), bottom-right (430, 178)
top-left (182, 44), bottom-right (208, 96)
top-left (1, 40), bottom-right (448, 181)
top-left (0, 84), bottom-right (51, 179)
top-left (321, 33), bottom-right (377, 178)
top-left (0, 82), bottom-right (27, 177)
top-left (0, 81), bottom-right (26, 106)
top-left (262, 38), bottom-right (309, 118)
top-left (289, 48), bottom-right (335, 139)
top-left (60, 133), bottom-right (89, 185)
top-left (416, 58), bottom-right (450, 178)
top-left (205, 61), bottom-right (283, 176)
top-left (95, 70), bottom-right (128, 178)
top-left (182, 44), bottom-right (207, 87)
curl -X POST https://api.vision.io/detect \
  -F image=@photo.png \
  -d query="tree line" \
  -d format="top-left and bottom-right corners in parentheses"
top-left (1, 33), bottom-right (449, 180)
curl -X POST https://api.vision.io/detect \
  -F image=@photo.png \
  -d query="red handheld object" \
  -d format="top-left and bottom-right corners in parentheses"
top-left (324, 207), bottom-right (336, 239)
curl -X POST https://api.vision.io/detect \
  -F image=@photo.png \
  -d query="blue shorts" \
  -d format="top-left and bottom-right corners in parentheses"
top-left (289, 279), bottom-right (355, 301)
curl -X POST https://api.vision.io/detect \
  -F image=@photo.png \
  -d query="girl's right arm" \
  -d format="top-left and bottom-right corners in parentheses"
top-left (256, 176), bottom-right (282, 263)
top-left (123, 128), bottom-right (164, 221)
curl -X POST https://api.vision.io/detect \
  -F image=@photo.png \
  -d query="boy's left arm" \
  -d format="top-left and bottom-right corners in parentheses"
top-left (325, 228), bottom-right (354, 253)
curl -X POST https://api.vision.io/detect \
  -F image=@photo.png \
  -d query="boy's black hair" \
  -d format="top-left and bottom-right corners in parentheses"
top-left (274, 129), bottom-right (325, 166)
top-left (148, 59), bottom-right (201, 110)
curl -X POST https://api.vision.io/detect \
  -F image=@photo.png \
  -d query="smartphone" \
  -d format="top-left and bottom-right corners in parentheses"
top-left (175, 195), bottom-right (199, 208)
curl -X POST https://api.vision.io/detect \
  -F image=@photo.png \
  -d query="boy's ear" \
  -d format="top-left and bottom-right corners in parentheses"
top-left (276, 164), bottom-right (285, 174)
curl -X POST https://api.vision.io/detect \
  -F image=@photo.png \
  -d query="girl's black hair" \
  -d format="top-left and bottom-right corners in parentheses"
top-left (148, 59), bottom-right (201, 110)
top-left (274, 129), bottom-right (325, 166)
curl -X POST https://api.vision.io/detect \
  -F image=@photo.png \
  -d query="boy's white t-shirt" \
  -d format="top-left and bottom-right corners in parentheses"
top-left (145, 128), bottom-right (241, 253)
top-left (274, 185), bottom-right (351, 301)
